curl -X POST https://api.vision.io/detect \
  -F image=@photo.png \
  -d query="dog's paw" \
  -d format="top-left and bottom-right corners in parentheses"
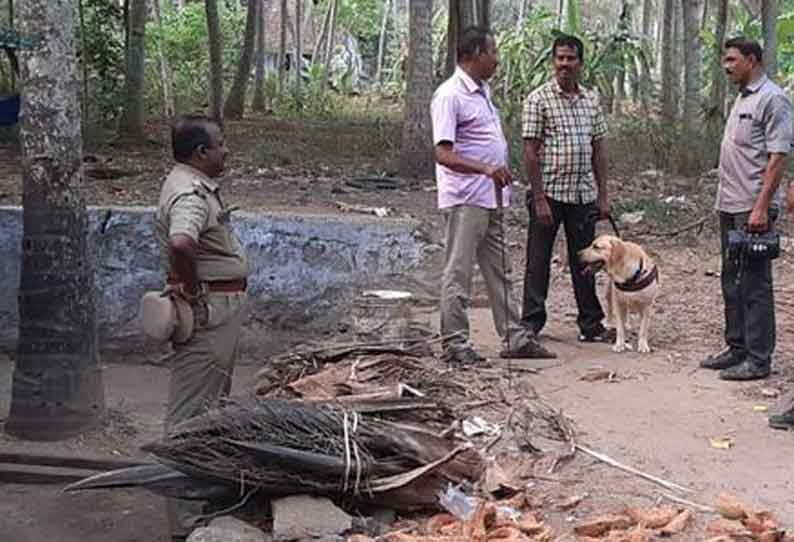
top-left (612, 342), bottom-right (626, 353)
top-left (637, 341), bottom-right (651, 353)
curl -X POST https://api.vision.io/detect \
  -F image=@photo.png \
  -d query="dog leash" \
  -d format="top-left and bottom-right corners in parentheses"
top-left (586, 209), bottom-right (621, 238)
top-left (495, 185), bottom-right (513, 390)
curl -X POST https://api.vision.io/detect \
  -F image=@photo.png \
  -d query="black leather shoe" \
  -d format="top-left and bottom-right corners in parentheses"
top-left (500, 338), bottom-right (557, 359)
top-left (769, 410), bottom-right (794, 430)
top-left (701, 348), bottom-right (744, 370)
top-left (719, 360), bottom-right (771, 381)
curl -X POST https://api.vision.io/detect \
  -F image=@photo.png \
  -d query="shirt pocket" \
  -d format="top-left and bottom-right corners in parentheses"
top-left (732, 114), bottom-right (757, 146)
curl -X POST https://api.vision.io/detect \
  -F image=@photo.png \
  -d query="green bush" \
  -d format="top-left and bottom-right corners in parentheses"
top-left (144, 2), bottom-right (246, 114)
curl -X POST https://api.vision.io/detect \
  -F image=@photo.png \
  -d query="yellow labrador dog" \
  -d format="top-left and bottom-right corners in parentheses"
top-left (579, 235), bottom-right (660, 353)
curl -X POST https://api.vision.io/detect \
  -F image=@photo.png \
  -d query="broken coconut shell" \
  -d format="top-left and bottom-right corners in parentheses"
top-left (715, 493), bottom-right (749, 520)
top-left (624, 505), bottom-right (679, 529)
top-left (758, 531), bottom-right (786, 542)
top-left (658, 509), bottom-right (693, 536)
top-left (705, 519), bottom-right (755, 541)
top-left (574, 514), bottom-right (633, 537)
top-left (742, 511), bottom-right (780, 534)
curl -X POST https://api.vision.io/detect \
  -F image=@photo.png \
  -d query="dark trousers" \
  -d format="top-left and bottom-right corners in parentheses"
top-left (720, 211), bottom-right (776, 367)
top-left (521, 198), bottom-right (604, 334)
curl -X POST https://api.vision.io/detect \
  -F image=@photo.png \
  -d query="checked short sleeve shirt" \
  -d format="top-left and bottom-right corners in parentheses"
top-left (522, 78), bottom-right (607, 204)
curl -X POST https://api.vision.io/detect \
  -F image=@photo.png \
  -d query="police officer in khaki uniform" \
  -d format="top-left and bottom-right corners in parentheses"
top-left (156, 115), bottom-right (249, 540)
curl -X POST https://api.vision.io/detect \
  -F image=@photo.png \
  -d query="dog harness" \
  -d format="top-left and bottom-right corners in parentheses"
top-left (614, 261), bottom-right (658, 292)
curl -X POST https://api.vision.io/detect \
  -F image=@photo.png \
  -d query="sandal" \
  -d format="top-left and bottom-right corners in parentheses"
top-left (578, 327), bottom-right (617, 343)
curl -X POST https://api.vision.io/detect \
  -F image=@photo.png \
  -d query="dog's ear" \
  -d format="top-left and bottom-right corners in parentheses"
top-left (608, 239), bottom-right (625, 267)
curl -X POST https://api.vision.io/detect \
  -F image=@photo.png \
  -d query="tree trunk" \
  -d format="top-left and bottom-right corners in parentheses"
top-left (253, 0), bottom-right (267, 111)
top-left (681, 0), bottom-right (703, 174)
top-left (312, 0), bottom-right (332, 62)
top-left (6, 0), bottom-right (104, 441)
top-left (761, 0), bottom-right (778, 80)
top-left (640, 0), bottom-right (652, 108)
top-left (707, 0), bottom-right (728, 165)
top-left (154, 0), bottom-right (175, 117)
top-left (399, 0), bottom-right (434, 178)
top-left (321, 0), bottom-right (339, 89)
top-left (660, 0), bottom-right (675, 120)
top-left (376, 0), bottom-right (391, 84)
top-left (671, 0), bottom-right (682, 117)
top-left (118, 0), bottom-right (147, 139)
top-left (224, 0), bottom-right (258, 119)
top-left (295, 0), bottom-right (302, 90)
top-left (445, 0), bottom-right (459, 76)
top-left (444, 0), bottom-right (483, 77)
top-left (557, 0), bottom-right (564, 28)
top-left (279, 0), bottom-right (288, 90)
top-left (206, 0), bottom-right (224, 125)
top-left (78, 0), bottom-right (88, 123)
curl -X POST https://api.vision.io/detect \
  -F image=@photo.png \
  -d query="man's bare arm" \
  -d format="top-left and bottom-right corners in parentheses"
top-left (523, 138), bottom-right (544, 196)
top-left (435, 142), bottom-right (512, 186)
top-left (169, 234), bottom-right (200, 296)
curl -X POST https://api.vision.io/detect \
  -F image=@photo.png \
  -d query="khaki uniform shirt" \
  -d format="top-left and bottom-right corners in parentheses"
top-left (156, 163), bottom-right (249, 282)
top-left (717, 74), bottom-right (793, 213)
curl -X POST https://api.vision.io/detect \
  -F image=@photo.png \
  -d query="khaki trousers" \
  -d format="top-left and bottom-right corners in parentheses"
top-left (440, 205), bottom-right (532, 353)
top-left (164, 290), bottom-right (247, 538)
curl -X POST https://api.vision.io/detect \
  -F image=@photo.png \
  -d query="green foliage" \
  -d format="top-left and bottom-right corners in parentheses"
top-left (334, 0), bottom-right (384, 63)
top-left (144, 2), bottom-right (246, 114)
top-left (276, 63), bottom-right (339, 119)
top-left (79, 0), bottom-right (125, 124)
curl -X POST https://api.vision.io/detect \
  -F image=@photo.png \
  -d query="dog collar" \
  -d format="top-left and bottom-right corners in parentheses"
top-left (615, 264), bottom-right (658, 292)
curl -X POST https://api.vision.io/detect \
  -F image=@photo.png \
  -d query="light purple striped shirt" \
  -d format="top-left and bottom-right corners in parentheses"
top-left (430, 67), bottom-right (510, 209)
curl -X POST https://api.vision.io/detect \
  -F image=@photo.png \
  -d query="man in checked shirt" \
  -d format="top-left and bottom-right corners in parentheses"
top-left (520, 34), bottom-right (614, 343)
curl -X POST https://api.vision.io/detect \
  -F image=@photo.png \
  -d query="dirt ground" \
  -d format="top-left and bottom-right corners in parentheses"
top-left (1, 114), bottom-right (794, 540)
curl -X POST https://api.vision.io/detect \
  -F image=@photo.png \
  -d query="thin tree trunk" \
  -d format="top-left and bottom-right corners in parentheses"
top-left (762, 0), bottom-right (778, 80)
top-left (708, 0), bottom-right (728, 165)
top-left (671, 0), bottom-right (682, 117)
top-left (321, 0), bottom-right (339, 89)
top-left (7, 0), bottom-right (104, 441)
top-left (701, 0), bottom-right (708, 30)
top-left (557, 0), bottom-right (564, 28)
top-left (78, 0), bottom-right (88, 123)
top-left (376, 0), bottom-right (391, 84)
top-left (660, 0), bottom-right (675, 120)
top-left (206, 0), bottom-right (224, 125)
top-left (8, 0), bottom-right (14, 90)
top-left (682, 0), bottom-right (703, 174)
top-left (279, 0), bottom-right (287, 90)
top-left (154, 0), bottom-right (175, 117)
top-left (118, 0), bottom-right (148, 139)
top-left (445, 0), bottom-right (459, 76)
top-left (295, 0), bottom-right (302, 89)
top-left (399, 0), bottom-right (434, 178)
top-left (640, 0), bottom-right (651, 109)
top-left (253, 0), bottom-right (267, 111)
top-left (225, 0), bottom-right (259, 119)
top-left (479, 0), bottom-right (489, 28)
top-left (312, 0), bottom-right (332, 62)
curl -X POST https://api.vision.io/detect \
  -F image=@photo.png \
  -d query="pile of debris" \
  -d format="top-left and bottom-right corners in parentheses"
top-left (68, 396), bottom-right (484, 511)
top-left (705, 493), bottom-right (787, 542)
